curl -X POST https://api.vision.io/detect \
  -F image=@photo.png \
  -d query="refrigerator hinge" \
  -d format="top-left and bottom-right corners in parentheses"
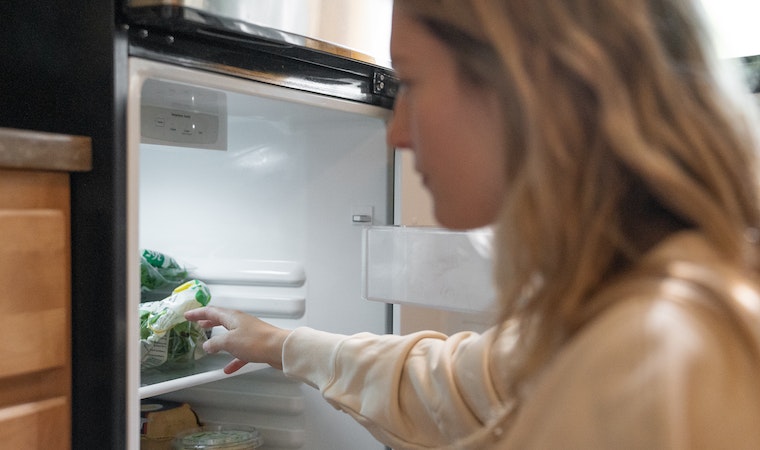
top-left (373, 70), bottom-right (399, 99)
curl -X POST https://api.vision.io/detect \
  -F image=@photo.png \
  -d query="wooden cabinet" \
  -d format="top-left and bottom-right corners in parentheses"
top-left (0, 128), bottom-right (91, 450)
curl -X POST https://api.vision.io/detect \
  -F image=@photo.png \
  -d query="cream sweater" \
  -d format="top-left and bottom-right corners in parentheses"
top-left (282, 232), bottom-right (760, 449)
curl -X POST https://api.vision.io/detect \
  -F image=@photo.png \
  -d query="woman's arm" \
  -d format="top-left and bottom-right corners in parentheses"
top-left (282, 326), bottom-right (514, 449)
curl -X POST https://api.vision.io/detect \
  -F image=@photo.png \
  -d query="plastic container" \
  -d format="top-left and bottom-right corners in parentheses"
top-left (362, 226), bottom-right (496, 313)
top-left (172, 425), bottom-right (263, 449)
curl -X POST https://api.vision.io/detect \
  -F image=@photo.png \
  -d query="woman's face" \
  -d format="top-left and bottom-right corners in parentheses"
top-left (387, 7), bottom-right (507, 230)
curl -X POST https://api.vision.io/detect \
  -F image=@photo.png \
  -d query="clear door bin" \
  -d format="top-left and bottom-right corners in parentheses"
top-left (362, 226), bottom-right (496, 313)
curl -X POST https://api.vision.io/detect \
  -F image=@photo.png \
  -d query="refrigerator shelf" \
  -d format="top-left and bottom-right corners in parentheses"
top-left (207, 285), bottom-right (305, 319)
top-left (188, 259), bottom-right (306, 287)
top-left (140, 353), bottom-right (267, 399)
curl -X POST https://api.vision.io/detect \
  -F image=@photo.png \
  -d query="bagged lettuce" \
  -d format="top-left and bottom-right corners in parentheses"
top-left (140, 249), bottom-right (189, 295)
top-left (140, 280), bottom-right (211, 370)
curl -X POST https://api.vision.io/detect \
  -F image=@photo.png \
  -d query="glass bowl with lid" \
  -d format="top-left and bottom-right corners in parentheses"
top-left (172, 424), bottom-right (263, 449)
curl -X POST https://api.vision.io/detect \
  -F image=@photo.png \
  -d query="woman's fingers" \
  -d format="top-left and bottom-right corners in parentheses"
top-left (185, 305), bottom-right (288, 370)
top-left (201, 331), bottom-right (231, 355)
top-left (185, 306), bottom-right (234, 330)
top-left (189, 319), bottom-right (214, 329)
top-left (223, 358), bottom-right (248, 374)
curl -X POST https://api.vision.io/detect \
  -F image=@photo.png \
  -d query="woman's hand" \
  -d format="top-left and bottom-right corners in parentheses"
top-left (184, 306), bottom-right (291, 373)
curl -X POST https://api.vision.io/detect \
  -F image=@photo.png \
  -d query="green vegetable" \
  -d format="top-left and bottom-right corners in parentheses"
top-left (166, 320), bottom-right (208, 367)
top-left (140, 249), bottom-right (189, 293)
top-left (139, 279), bottom-right (211, 370)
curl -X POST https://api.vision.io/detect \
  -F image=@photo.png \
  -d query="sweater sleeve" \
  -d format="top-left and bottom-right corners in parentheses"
top-left (282, 326), bottom-right (515, 449)
top-left (282, 299), bottom-right (760, 450)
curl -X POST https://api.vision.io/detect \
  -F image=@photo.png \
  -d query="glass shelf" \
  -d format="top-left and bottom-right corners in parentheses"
top-left (139, 353), bottom-right (267, 399)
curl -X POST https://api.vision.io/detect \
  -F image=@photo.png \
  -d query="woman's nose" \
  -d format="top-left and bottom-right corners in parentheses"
top-left (386, 93), bottom-right (412, 150)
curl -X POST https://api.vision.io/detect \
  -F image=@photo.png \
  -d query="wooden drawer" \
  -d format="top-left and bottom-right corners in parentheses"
top-left (0, 397), bottom-right (69, 450)
top-left (0, 170), bottom-right (70, 210)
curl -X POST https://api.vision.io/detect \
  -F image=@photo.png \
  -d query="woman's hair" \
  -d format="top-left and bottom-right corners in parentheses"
top-left (397, 0), bottom-right (760, 383)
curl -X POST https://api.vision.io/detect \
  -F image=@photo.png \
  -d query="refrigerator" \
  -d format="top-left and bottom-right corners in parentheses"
top-left (124, 3), bottom-right (403, 450)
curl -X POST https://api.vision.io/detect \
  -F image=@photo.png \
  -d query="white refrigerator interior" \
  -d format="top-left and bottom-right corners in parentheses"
top-left (128, 58), bottom-right (391, 449)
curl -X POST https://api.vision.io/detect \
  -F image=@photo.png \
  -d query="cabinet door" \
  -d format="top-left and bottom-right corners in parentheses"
top-left (0, 209), bottom-right (70, 450)
top-left (0, 397), bottom-right (68, 449)
top-left (0, 210), bottom-right (67, 379)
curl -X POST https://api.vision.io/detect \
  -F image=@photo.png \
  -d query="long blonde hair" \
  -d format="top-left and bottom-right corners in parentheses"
top-left (397, 0), bottom-right (760, 380)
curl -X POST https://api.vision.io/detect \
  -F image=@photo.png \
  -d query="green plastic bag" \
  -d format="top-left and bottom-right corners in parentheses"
top-left (140, 249), bottom-right (189, 295)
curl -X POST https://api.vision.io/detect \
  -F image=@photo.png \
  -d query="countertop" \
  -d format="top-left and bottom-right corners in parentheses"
top-left (0, 127), bottom-right (92, 172)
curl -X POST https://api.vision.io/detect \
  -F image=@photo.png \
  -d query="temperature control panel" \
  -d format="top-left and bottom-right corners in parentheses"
top-left (140, 78), bottom-right (227, 150)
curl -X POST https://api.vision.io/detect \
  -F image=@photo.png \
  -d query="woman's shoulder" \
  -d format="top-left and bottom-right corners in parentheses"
top-left (507, 234), bottom-right (760, 447)
top-left (580, 231), bottom-right (760, 368)
top-left (613, 231), bottom-right (760, 351)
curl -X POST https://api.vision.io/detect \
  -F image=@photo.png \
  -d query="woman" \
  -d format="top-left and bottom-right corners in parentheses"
top-left (186, 0), bottom-right (760, 447)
